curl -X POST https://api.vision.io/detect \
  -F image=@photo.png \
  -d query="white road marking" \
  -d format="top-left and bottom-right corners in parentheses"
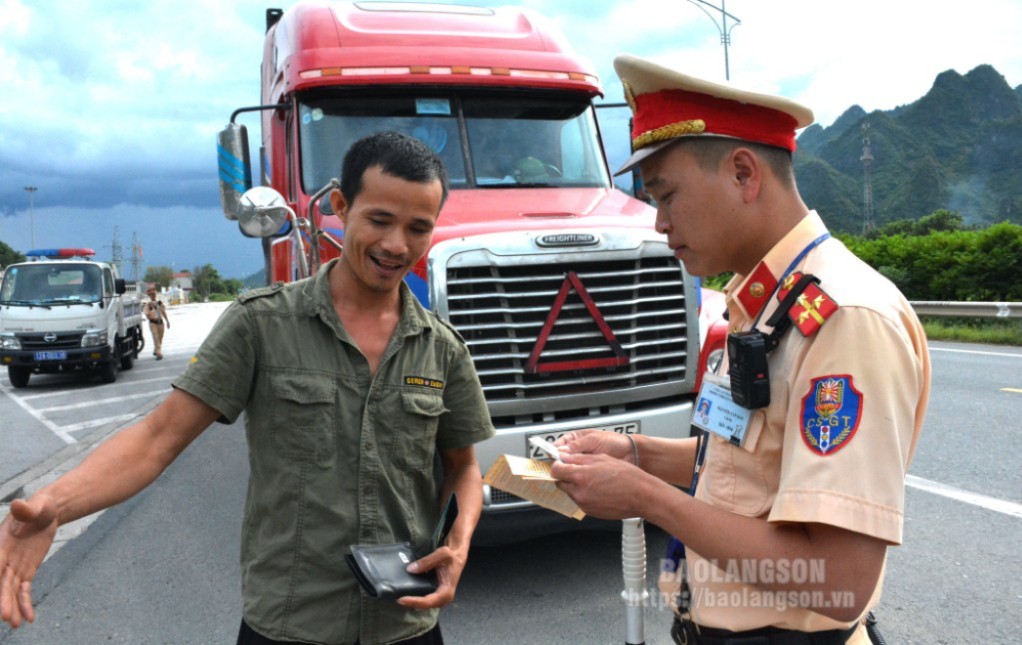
top-left (39, 389), bottom-right (169, 413)
top-left (930, 347), bottom-right (1022, 359)
top-left (907, 475), bottom-right (1022, 519)
top-left (62, 413), bottom-right (140, 434)
top-left (0, 380), bottom-right (77, 444)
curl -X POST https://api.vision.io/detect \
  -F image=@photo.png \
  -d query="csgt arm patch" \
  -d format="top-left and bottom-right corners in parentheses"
top-left (800, 375), bottom-right (863, 456)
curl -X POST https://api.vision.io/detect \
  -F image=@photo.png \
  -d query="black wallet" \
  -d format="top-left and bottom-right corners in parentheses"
top-left (345, 493), bottom-right (459, 600)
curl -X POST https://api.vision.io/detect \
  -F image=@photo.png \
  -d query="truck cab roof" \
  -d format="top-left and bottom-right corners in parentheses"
top-left (265, 1), bottom-right (602, 102)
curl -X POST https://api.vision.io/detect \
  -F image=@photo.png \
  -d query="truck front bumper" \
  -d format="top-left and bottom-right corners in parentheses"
top-left (1, 345), bottom-right (113, 372)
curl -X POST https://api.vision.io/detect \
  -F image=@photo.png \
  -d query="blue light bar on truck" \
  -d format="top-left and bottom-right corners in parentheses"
top-left (26, 248), bottom-right (96, 259)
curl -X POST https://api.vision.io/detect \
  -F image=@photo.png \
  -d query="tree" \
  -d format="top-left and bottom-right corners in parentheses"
top-left (144, 265), bottom-right (174, 289)
top-left (191, 264), bottom-right (223, 300)
top-left (0, 240), bottom-right (26, 268)
top-left (222, 278), bottom-right (244, 296)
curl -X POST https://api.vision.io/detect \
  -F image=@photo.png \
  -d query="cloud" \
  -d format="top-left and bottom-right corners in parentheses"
top-left (0, 0), bottom-right (267, 214)
top-left (2, 0), bottom-right (1021, 278)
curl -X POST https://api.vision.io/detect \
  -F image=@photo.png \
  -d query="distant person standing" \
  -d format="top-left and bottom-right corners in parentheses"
top-left (144, 288), bottom-right (170, 360)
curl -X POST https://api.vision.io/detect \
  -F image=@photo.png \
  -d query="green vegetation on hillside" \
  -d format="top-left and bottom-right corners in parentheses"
top-left (796, 64), bottom-right (1022, 233)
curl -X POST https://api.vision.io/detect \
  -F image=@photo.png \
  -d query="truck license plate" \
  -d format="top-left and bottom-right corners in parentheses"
top-left (34, 351), bottom-right (67, 361)
top-left (525, 421), bottom-right (640, 460)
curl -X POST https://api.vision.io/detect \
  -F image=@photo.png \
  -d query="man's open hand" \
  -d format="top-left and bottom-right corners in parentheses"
top-left (0, 495), bottom-right (59, 628)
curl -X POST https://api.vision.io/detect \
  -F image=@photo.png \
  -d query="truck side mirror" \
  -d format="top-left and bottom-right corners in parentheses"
top-left (217, 122), bottom-right (253, 221)
top-left (237, 186), bottom-right (292, 238)
top-left (114, 278), bottom-right (127, 295)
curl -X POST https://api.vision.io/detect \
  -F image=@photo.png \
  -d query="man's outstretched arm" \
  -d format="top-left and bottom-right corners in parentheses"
top-left (0, 389), bottom-right (220, 628)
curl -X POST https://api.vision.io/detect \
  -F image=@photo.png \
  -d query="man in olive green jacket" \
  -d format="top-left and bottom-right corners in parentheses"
top-left (0, 132), bottom-right (495, 645)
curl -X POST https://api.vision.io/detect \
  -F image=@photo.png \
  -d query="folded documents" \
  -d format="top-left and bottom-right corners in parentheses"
top-left (483, 454), bottom-right (585, 520)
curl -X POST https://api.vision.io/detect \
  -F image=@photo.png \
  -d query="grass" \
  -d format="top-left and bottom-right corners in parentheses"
top-left (920, 317), bottom-right (1022, 346)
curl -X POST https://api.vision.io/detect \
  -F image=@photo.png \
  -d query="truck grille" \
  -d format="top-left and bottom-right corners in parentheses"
top-left (444, 252), bottom-right (691, 418)
top-left (17, 332), bottom-right (84, 350)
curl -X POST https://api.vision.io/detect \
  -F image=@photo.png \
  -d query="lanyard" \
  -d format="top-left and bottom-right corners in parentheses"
top-left (750, 232), bottom-right (830, 329)
top-left (688, 231), bottom-right (831, 495)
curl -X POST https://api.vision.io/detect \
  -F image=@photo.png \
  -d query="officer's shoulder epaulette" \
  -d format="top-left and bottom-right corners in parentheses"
top-left (237, 281), bottom-right (286, 305)
top-left (776, 272), bottom-right (839, 337)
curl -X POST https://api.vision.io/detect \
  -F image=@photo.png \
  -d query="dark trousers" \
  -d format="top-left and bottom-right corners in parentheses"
top-left (237, 619), bottom-right (444, 645)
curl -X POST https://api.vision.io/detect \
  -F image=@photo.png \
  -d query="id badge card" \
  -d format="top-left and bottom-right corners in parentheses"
top-left (692, 373), bottom-right (754, 446)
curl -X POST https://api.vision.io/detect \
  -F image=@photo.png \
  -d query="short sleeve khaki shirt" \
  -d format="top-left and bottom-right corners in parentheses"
top-left (173, 259), bottom-right (494, 644)
top-left (686, 212), bottom-right (930, 635)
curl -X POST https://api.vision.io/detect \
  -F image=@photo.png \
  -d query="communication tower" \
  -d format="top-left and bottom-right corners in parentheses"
top-left (128, 232), bottom-right (144, 282)
top-left (108, 227), bottom-right (124, 273)
top-left (860, 122), bottom-right (876, 234)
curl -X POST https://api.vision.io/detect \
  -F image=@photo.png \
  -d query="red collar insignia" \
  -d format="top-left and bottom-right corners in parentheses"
top-left (525, 271), bottom-right (628, 374)
top-left (735, 262), bottom-right (777, 319)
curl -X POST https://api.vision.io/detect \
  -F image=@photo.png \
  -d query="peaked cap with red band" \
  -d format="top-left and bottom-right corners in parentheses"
top-left (613, 54), bottom-right (815, 175)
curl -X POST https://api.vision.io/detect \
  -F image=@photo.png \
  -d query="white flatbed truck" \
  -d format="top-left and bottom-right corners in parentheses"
top-left (0, 248), bottom-right (144, 387)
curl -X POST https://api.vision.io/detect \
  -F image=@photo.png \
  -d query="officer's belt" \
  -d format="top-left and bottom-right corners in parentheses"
top-left (672, 616), bottom-right (857, 645)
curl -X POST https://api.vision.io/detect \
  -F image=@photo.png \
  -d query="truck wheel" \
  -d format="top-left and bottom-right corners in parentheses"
top-left (8, 366), bottom-right (31, 388)
top-left (99, 359), bottom-right (117, 384)
top-left (120, 350), bottom-right (134, 370)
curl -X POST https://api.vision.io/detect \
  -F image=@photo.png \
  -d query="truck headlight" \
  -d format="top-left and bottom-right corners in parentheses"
top-left (0, 335), bottom-right (21, 351)
top-left (81, 330), bottom-right (109, 347)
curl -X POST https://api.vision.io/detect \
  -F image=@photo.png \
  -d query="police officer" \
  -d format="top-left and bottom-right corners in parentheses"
top-left (0, 132), bottom-right (495, 645)
top-left (552, 55), bottom-right (930, 644)
top-left (144, 288), bottom-right (170, 359)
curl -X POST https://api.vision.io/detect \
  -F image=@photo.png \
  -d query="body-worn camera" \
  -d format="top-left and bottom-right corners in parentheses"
top-left (727, 331), bottom-right (771, 409)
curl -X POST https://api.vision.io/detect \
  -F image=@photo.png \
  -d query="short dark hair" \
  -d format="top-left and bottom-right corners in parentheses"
top-left (680, 136), bottom-right (795, 185)
top-left (339, 131), bottom-right (450, 210)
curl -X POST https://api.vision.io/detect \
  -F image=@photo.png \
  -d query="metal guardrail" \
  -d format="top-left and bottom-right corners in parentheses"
top-left (911, 302), bottom-right (1022, 319)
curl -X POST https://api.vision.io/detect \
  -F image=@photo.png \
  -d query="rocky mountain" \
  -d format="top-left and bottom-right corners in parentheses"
top-left (795, 64), bottom-right (1022, 233)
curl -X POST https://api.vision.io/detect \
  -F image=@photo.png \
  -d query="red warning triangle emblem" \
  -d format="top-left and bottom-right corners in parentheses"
top-left (525, 271), bottom-right (629, 374)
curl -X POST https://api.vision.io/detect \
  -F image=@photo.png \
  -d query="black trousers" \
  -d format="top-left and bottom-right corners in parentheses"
top-left (237, 619), bottom-right (444, 645)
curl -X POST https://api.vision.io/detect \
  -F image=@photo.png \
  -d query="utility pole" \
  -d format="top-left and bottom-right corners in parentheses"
top-left (861, 122), bottom-right (876, 234)
top-left (24, 186), bottom-right (38, 248)
top-left (686, 0), bottom-right (741, 80)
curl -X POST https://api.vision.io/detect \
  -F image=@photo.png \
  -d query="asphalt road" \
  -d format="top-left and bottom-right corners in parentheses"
top-left (1, 310), bottom-right (1020, 644)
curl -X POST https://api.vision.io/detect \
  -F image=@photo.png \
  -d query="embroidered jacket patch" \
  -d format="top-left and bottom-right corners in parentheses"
top-left (799, 375), bottom-right (863, 455)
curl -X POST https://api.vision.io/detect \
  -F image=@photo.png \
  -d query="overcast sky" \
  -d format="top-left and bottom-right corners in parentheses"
top-left (2, 0), bottom-right (1021, 278)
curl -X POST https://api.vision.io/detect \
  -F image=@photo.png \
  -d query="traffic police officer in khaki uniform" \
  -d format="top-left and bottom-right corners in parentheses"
top-left (0, 132), bottom-right (495, 645)
top-left (552, 55), bottom-right (930, 644)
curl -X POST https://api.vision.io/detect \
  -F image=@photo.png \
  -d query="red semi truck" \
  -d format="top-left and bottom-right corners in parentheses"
top-left (217, 1), bottom-right (711, 536)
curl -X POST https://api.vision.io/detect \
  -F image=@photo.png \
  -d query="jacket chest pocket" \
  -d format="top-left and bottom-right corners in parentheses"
top-left (385, 391), bottom-right (448, 471)
top-left (270, 374), bottom-right (337, 464)
top-left (700, 411), bottom-right (770, 515)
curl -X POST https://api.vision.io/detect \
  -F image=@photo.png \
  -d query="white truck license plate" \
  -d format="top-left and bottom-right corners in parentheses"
top-left (525, 421), bottom-right (640, 460)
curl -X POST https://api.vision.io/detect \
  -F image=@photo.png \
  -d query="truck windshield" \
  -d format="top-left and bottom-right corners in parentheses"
top-left (0, 264), bottom-right (103, 305)
top-left (298, 90), bottom-right (612, 193)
